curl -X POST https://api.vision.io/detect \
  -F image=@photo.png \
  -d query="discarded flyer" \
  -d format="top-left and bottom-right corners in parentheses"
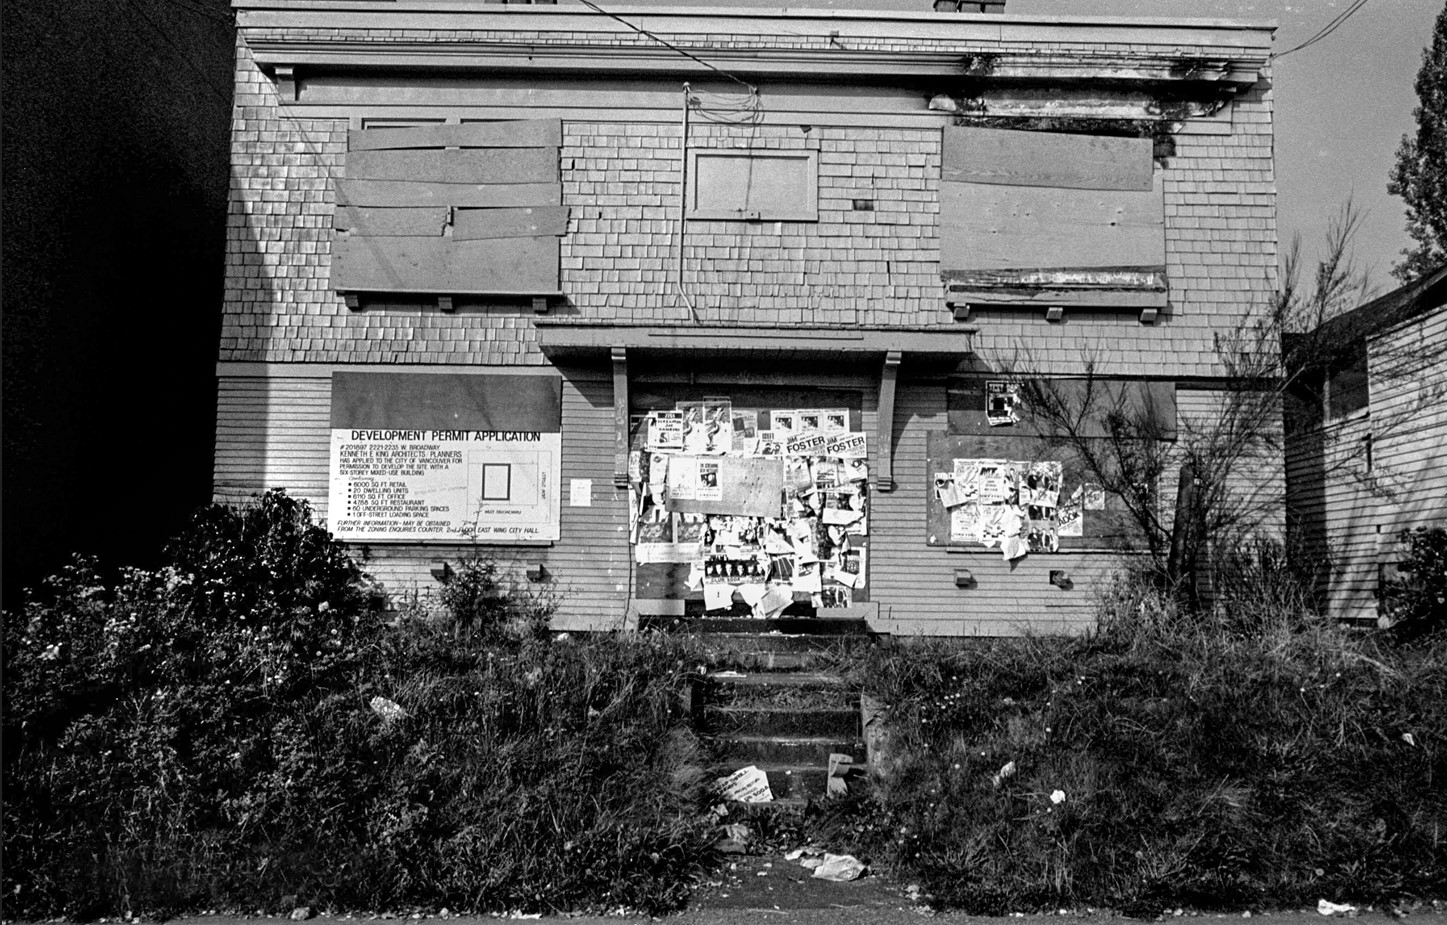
top-left (812, 853), bottom-right (866, 882)
top-left (714, 765), bottom-right (773, 803)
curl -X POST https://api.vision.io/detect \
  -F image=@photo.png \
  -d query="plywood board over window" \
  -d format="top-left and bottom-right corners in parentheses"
top-left (332, 119), bottom-right (568, 298)
top-left (687, 150), bottom-right (818, 222)
top-left (940, 125), bottom-right (1167, 310)
top-left (922, 377), bottom-right (1176, 550)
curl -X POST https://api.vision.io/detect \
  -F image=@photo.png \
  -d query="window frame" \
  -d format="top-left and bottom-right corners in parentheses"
top-left (686, 148), bottom-right (819, 222)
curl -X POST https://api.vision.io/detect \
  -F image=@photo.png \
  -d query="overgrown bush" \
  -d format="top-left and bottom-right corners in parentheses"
top-left (835, 570), bottom-right (1447, 914)
top-left (3, 491), bottom-right (715, 919)
top-left (1381, 527), bottom-right (1447, 642)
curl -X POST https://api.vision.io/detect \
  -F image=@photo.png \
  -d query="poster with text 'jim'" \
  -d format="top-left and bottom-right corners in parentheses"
top-left (326, 372), bottom-right (562, 542)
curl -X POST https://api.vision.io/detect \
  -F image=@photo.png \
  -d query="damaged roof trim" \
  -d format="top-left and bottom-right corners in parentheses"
top-left (244, 40), bottom-right (1266, 87)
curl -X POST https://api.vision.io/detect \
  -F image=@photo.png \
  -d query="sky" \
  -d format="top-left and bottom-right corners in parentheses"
top-left (621, 0), bottom-right (1443, 289)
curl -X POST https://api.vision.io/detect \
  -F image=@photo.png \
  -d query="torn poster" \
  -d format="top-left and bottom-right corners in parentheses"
top-left (1083, 482), bottom-right (1107, 511)
top-left (732, 409), bottom-right (758, 440)
top-left (950, 502), bottom-right (983, 543)
top-left (756, 584), bottom-right (794, 619)
top-left (832, 547), bottom-right (865, 588)
top-left (790, 517), bottom-right (820, 563)
top-left (757, 431), bottom-right (784, 456)
top-left (677, 399), bottom-right (732, 454)
top-left (976, 459), bottom-right (1018, 505)
top-left (1021, 461), bottom-right (1062, 508)
top-left (935, 472), bottom-right (967, 509)
top-left (786, 431), bottom-right (829, 457)
top-left (794, 560), bottom-right (822, 593)
top-left (1026, 513), bottom-right (1059, 554)
top-left (703, 580), bottom-right (735, 611)
top-left (696, 460), bottom-right (722, 502)
top-left (986, 380), bottom-right (1020, 426)
top-left (1058, 487), bottom-right (1083, 538)
top-left (824, 432), bottom-right (868, 459)
top-left (647, 411), bottom-right (685, 450)
top-left (844, 458), bottom-right (869, 482)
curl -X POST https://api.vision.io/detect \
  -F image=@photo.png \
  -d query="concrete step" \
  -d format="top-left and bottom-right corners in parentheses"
top-left (706, 670), bottom-right (858, 709)
top-left (716, 733), bottom-right (866, 766)
top-left (705, 704), bottom-right (861, 738)
top-left (642, 616), bottom-right (873, 636)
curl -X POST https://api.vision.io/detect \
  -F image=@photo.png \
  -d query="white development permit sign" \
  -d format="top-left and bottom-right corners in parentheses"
top-left (327, 372), bottom-right (563, 543)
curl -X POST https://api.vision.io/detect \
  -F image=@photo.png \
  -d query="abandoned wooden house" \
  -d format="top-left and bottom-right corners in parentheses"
top-left (1285, 264), bottom-right (1447, 625)
top-left (216, 1), bottom-right (1280, 635)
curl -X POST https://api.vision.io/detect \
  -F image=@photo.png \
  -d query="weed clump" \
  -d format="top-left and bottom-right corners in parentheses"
top-left (3, 491), bottom-right (714, 919)
top-left (836, 568), bottom-right (1447, 914)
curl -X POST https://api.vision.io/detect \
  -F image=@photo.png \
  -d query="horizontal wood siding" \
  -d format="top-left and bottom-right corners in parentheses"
top-left (213, 376), bottom-right (332, 508)
top-left (1369, 304), bottom-right (1447, 540)
top-left (869, 380), bottom-right (1100, 637)
top-left (354, 373), bottom-right (630, 631)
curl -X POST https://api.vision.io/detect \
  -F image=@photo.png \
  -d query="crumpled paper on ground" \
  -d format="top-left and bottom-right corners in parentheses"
top-left (812, 853), bottom-right (867, 881)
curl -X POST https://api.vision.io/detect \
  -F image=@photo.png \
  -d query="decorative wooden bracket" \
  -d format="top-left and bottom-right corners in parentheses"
top-left (342, 293), bottom-right (361, 311)
top-left (876, 350), bottom-right (901, 492)
top-left (274, 65), bottom-right (297, 102)
top-left (533, 296), bottom-right (550, 315)
top-left (611, 346), bottom-right (630, 489)
top-left (1139, 307), bottom-right (1159, 324)
top-left (1044, 306), bottom-right (1064, 322)
top-left (438, 295), bottom-right (455, 313)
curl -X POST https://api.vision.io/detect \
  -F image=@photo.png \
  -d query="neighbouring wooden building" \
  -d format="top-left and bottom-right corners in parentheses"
top-left (216, 0), bottom-right (1281, 635)
top-left (1285, 265), bottom-right (1447, 624)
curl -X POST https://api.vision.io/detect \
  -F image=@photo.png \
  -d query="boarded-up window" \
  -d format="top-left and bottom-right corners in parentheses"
top-left (332, 119), bottom-right (568, 297)
top-left (687, 150), bottom-right (818, 221)
top-left (923, 377), bottom-right (1176, 549)
top-left (939, 126), bottom-right (1166, 309)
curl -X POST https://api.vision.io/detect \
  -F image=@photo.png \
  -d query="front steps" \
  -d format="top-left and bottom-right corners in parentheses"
top-left (647, 616), bottom-right (874, 807)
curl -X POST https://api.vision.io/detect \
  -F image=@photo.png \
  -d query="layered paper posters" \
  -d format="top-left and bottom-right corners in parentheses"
top-left (986, 379), bottom-right (1021, 426)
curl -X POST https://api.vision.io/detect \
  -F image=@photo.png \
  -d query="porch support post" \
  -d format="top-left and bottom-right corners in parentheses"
top-left (876, 349), bottom-right (901, 492)
top-left (611, 346), bottom-right (630, 488)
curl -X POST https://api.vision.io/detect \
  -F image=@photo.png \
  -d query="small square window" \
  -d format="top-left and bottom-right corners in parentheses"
top-left (687, 150), bottom-right (818, 222)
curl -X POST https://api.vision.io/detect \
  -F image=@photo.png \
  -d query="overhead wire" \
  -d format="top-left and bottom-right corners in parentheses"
top-left (570, 0), bottom-right (757, 94)
top-left (1273, 0), bottom-right (1373, 60)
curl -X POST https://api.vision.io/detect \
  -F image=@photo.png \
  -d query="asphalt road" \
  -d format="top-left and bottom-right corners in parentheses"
top-left (9, 853), bottom-right (1441, 925)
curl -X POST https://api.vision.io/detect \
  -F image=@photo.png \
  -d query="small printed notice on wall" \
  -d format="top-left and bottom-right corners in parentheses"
top-left (569, 478), bottom-right (592, 507)
top-left (327, 372), bottom-right (562, 543)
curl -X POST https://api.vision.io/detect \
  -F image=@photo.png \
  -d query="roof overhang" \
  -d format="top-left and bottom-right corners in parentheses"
top-left (535, 321), bottom-right (975, 367)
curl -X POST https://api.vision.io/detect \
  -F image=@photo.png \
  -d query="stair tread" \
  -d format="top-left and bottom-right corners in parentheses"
top-left (713, 760), bottom-right (868, 772)
top-left (708, 670), bottom-right (850, 686)
top-left (720, 733), bottom-right (864, 745)
top-left (707, 704), bottom-right (858, 714)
